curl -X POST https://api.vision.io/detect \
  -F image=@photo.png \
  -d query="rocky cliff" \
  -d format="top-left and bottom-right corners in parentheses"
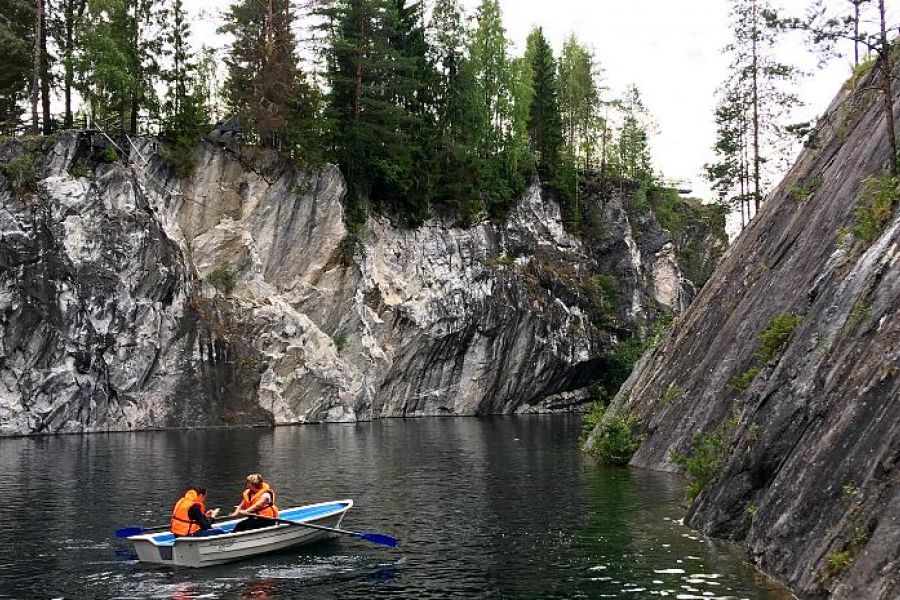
top-left (584, 57), bottom-right (900, 598)
top-left (0, 132), bottom-right (719, 435)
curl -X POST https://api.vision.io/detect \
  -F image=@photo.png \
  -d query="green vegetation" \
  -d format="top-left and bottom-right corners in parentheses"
top-left (821, 522), bottom-right (872, 579)
top-left (745, 504), bottom-right (758, 517)
top-left (826, 551), bottom-right (852, 574)
top-left (842, 483), bottom-right (859, 499)
top-left (848, 174), bottom-right (899, 251)
top-left (3, 0), bottom-right (669, 235)
top-left (580, 385), bottom-right (610, 440)
top-left (69, 161), bottom-right (91, 178)
top-left (757, 313), bottom-right (803, 362)
top-left (0, 153), bottom-right (39, 191)
top-left (729, 313), bottom-right (802, 392)
top-left (583, 274), bottom-right (619, 320)
top-left (160, 142), bottom-right (198, 179)
top-left (844, 54), bottom-right (877, 90)
top-left (788, 175), bottom-right (823, 204)
top-left (846, 300), bottom-right (872, 331)
top-left (670, 429), bottom-right (726, 502)
top-left (706, 0), bottom-right (802, 229)
top-left (206, 265), bottom-right (237, 295)
top-left (589, 414), bottom-right (643, 465)
top-left (661, 383), bottom-right (681, 405)
top-left (332, 333), bottom-right (348, 353)
top-left (730, 366), bottom-right (761, 391)
top-left (100, 147), bottom-right (117, 164)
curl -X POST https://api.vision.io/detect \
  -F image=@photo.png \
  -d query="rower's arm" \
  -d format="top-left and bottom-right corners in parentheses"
top-left (241, 493), bottom-right (271, 515)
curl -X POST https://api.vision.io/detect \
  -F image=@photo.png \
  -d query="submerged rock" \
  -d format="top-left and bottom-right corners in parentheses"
top-left (1, 133), bottom-right (719, 435)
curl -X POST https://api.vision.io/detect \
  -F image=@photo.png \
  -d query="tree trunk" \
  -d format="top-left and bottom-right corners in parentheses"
top-left (854, 1), bottom-right (860, 67)
top-left (751, 0), bottom-right (761, 212)
top-left (63, 0), bottom-right (85, 128)
top-left (40, 0), bottom-right (51, 135)
top-left (31, 0), bottom-right (43, 134)
top-left (267, 0), bottom-right (274, 55)
top-left (877, 0), bottom-right (897, 175)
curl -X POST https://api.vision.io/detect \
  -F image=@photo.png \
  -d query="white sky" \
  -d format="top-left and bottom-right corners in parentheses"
top-left (185, 0), bottom-right (885, 201)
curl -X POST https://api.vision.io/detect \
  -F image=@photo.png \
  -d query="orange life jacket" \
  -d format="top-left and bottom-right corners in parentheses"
top-left (170, 490), bottom-right (206, 537)
top-left (238, 483), bottom-right (279, 518)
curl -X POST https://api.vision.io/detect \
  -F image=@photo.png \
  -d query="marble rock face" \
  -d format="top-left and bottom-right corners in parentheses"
top-left (1, 133), bottom-right (707, 435)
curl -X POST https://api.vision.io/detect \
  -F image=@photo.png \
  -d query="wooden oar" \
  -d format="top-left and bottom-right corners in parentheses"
top-left (251, 514), bottom-right (398, 548)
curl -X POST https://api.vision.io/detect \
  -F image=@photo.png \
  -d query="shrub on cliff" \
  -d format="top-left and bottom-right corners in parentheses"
top-left (847, 174), bottom-right (899, 251)
top-left (1, 153), bottom-right (39, 191)
top-left (671, 430), bottom-right (725, 502)
top-left (589, 414), bottom-right (643, 465)
top-left (206, 265), bottom-right (237, 295)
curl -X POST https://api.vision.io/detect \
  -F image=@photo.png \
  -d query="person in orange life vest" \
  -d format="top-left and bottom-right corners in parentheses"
top-left (228, 473), bottom-right (279, 533)
top-left (170, 486), bottom-right (221, 537)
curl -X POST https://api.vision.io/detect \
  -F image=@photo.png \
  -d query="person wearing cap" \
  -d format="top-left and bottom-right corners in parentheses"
top-left (229, 473), bottom-right (279, 533)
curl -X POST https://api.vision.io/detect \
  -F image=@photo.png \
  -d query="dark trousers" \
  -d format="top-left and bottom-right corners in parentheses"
top-left (231, 516), bottom-right (271, 534)
top-left (192, 527), bottom-right (226, 537)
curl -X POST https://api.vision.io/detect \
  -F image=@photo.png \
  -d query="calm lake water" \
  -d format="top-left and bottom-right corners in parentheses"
top-left (0, 416), bottom-right (791, 599)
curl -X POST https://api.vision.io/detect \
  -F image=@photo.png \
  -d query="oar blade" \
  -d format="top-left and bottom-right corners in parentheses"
top-left (354, 531), bottom-right (399, 548)
top-left (115, 526), bottom-right (145, 538)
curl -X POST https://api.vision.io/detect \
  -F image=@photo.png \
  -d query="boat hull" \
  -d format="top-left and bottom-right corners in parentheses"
top-left (129, 499), bottom-right (353, 568)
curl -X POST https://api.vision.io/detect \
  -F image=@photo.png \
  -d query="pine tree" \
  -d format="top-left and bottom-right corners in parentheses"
top-left (773, 0), bottom-right (897, 175)
top-left (428, 0), bottom-right (493, 222)
top-left (468, 0), bottom-right (526, 219)
top-left (50, 0), bottom-right (88, 128)
top-left (428, 0), bottom-right (467, 143)
top-left (732, 0), bottom-right (800, 212)
top-left (706, 0), bottom-right (801, 223)
top-left (221, 0), bottom-right (300, 148)
top-left (706, 83), bottom-right (752, 227)
top-left (558, 34), bottom-right (601, 170)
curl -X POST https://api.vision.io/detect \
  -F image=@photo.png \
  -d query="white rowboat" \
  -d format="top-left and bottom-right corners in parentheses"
top-left (128, 499), bottom-right (353, 567)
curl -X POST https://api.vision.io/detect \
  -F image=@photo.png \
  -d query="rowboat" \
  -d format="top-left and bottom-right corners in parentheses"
top-left (128, 499), bottom-right (353, 567)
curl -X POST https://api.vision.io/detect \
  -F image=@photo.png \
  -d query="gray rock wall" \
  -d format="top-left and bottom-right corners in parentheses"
top-left (584, 57), bottom-right (900, 599)
top-left (1, 132), bottom-right (712, 435)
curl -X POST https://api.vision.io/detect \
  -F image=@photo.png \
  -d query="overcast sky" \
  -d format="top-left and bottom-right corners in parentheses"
top-left (186, 0), bottom-right (883, 200)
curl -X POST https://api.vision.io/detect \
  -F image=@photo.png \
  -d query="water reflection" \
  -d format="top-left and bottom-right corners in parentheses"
top-left (238, 579), bottom-right (278, 599)
top-left (0, 416), bottom-right (792, 599)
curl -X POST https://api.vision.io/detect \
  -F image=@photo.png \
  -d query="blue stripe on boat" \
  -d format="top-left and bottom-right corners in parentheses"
top-left (144, 501), bottom-right (351, 547)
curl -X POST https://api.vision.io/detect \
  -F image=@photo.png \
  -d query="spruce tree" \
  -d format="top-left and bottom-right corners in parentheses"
top-left (75, 0), bottom-right (162, 132)
top-left (469, 0), bottom-right (509, 158)
top-left (320, 0), bottom-right (417, 226)
top-left (615, 85), bottom-right (654, 181)
top-left (0, 0), bottom-right (34, 132)
top-left (159, 0), bottom-right (207, 151)
top-left (524, 27), bottom-right (563, 179)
